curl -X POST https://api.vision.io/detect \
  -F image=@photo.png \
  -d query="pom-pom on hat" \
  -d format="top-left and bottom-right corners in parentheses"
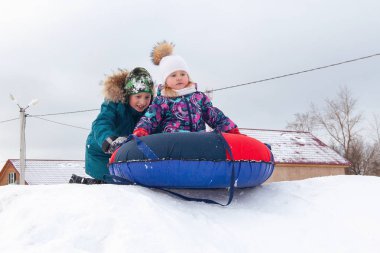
top-left (124, 67), bottom-right (154, 96)
top-left (151, 41), bottom-right (190, 83)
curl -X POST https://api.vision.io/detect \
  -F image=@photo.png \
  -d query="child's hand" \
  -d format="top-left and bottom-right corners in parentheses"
top-left (133, 128), bottom-right (149, 137)
top-left (109, 137), bottom-right (129, 154)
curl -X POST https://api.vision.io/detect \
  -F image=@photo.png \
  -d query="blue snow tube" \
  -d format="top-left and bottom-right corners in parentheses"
top-left (108, 131), bottom-right (275, 189)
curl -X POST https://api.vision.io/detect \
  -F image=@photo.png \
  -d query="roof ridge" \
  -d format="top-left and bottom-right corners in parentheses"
top-left (240, 128), bottom-right (311, 134)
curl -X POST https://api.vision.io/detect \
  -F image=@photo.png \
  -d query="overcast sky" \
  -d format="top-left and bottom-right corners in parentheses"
top-left (1, 0), bottom-right (379, 164)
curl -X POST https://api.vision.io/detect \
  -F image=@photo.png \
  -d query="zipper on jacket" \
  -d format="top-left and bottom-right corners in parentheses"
top-left (183, 96), bottom-right (194, 132)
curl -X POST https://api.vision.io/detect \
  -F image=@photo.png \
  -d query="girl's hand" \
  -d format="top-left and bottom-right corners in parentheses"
top-left (133, 128), bottom-right (149, 137)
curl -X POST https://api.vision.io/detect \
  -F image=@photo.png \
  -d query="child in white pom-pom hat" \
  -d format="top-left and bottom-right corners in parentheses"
top-left (133, 41), bottom-right (240, 137)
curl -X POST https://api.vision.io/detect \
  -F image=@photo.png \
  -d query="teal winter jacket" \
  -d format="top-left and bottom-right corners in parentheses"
top-left (85, 101), bottom-right (144, 180)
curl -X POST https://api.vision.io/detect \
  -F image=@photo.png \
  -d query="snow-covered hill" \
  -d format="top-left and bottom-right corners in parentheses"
top-left (0, 175), bottom-right (379, 253)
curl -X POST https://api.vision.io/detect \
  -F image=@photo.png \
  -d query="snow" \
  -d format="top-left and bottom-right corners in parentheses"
top-left (0, 175), bottom-right (379, 253)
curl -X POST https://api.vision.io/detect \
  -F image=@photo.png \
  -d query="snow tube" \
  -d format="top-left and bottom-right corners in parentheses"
top-left (108, 131), bottom-right (274, 189)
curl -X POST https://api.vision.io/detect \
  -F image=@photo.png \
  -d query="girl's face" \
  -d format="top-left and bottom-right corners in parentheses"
top-left (129, 92), bottom-right (152, 112)
top-left (165, 70), bottom-right (189, 90)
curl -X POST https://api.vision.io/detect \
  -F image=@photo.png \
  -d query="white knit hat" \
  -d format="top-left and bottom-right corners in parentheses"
top-left (151, 41), bottom-right (190, 83)
top-left (159, 55), bottom-right (190, 83)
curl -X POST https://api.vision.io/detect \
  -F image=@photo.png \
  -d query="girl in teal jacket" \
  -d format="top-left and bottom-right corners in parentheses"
top-left (85, 67), bottom-right (154, 180)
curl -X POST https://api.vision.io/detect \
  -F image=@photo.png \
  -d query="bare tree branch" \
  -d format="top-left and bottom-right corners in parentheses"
top-left (315, 86), bottom-right (361, 159)
top-left (286, 110), bottom-right (318, 132)
top-left (348, 139), bottom-right (380, 175)
top-left (370, 113), bottom-right (380, 144)
top-left (287, 86), bottom-right (378, 175)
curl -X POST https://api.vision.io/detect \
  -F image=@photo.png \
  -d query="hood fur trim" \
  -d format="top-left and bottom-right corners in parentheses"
top-left (157, 83), bottom-right (198, 97)
top-left (103, 69), bottom-right (129, 103)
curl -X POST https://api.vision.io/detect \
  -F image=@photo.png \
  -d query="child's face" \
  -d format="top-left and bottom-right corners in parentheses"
top-left (165, 70), bottom-right (189, 90)
top-left (129, 92), bottom-right (152, 112)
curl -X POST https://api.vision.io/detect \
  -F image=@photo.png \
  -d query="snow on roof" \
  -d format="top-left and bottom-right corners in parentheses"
top-left (240, 128), bottom-right (351, 166)
top-left (9, 159), bottom-right (89, 185)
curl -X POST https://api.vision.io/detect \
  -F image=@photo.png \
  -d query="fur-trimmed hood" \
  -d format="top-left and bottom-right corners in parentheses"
top-left (103, 69), bottom-right (129, 103)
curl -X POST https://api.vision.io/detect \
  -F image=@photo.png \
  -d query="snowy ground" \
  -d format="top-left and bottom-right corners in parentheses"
top-left (0, 175), bottom-right (379, 253)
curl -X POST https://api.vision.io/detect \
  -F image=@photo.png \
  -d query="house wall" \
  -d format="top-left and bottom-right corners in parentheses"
top-left (0, 162), bottom-right (20, 186)
top-left (266, 164), bottom-right (347, 183)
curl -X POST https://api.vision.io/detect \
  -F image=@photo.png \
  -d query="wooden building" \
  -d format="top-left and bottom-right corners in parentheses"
top-left (240, 128), bottom-right (351, 182)
top-left (0, 159), bottom-right (89, 185)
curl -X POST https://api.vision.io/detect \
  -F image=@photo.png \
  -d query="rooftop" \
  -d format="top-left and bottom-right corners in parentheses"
top-left (240, 128), bottom-right (350, 166)
top-left (7, 159), bottom-right (89, 185)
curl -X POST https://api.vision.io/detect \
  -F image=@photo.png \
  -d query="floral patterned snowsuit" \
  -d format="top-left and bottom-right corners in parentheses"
top-left (135, 84), bottom-right (237, 134)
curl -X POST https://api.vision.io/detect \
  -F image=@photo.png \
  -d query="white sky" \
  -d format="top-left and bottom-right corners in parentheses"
top-left (0, 175), bottom-right (379, 252)
top-left (1, 0), bottom-right (380, 162)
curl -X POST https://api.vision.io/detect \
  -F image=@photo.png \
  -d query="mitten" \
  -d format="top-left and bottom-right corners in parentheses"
top-left (102, 136), bottom-right (128, 154)
top-left (133, 128), bottom-right (149, 137)
top-left (226, 127), bottom-right (241, 134)
top-left (109, 137), bottom-right (128, 154)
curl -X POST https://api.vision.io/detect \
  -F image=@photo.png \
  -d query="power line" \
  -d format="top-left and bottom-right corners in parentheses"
top-left (30, 116), bottom-right (90, 131)
top-left (2, 53), bottom-right (378, 124)
top-left (31, 108), bottom-right (99, 117)
top-left (1, 109), bottom-right (98, 129)
top-left (0, 117), bottom-right (19, 124)
top-left (208, 53), bottom-right (380, 93)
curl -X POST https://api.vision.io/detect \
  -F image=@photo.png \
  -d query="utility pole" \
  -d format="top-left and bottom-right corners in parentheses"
top-left (19, 107), bottom-right (26, 185)
top-left (10, 94), bottom-right (39, 185)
